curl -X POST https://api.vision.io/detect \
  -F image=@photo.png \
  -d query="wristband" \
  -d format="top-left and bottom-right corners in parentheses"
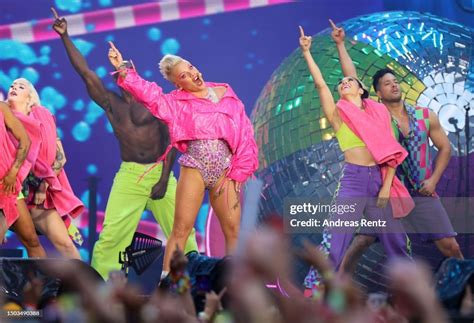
top-left (198, 311), bottom-right (210, 322)
top-left (118, 60), bottom-right (134, 70)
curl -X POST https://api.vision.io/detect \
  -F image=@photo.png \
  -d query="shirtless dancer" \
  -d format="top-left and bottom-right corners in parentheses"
top-left (52, 9), bottom-right (198, 279)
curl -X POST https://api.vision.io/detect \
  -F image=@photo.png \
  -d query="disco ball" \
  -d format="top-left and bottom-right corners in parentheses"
top-left (252, 11), bottom-right (474, 289)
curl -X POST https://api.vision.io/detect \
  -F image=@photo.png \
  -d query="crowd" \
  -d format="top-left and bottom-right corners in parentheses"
top-left (3, 218), bottom-right (473, 323)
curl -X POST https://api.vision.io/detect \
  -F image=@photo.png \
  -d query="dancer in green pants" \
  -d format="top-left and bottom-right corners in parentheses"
top-left (93, 162), bottom-right (198, 279)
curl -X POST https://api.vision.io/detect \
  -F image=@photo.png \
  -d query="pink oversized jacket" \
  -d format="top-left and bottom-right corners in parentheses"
top-left (0, 112), bottom-right (32, 227)
top-left (13, 106), bottom-right (84, 221)
top-left (117, 69), bottom-right (259, 183)
top-left (337, 98), bottom-right (415, 218)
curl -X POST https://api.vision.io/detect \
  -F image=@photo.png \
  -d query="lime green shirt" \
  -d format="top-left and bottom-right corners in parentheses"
top-left (335, 123), bottom-right (366, 152)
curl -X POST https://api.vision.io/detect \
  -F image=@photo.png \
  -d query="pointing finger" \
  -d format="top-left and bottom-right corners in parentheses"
top-left (299, 25), bottom-right (305, 38)
top-left (51, 7), bottom-right (60, 20)
top-left (218, 286), bottom-right (228, 299)
top-left (108, 41), bottom-right (118, 51)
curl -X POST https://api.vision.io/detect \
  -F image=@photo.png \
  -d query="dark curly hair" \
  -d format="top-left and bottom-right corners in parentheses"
top-left (372, 68), bottom-right (396, 92)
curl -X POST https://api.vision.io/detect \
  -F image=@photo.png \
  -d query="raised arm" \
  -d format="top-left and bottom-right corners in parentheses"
top-left (107, 42), bottom-right (175, 123)
top-left (420, 111), bottom-right (451, 196)
top-left (0, 103), bottom-right (30, 194)
top-left (299, 26), bottom-right (341, 130)
top-left (329, 19), bottom-right (357, 78)
top-left (52, 7), bottom-right (111, 111)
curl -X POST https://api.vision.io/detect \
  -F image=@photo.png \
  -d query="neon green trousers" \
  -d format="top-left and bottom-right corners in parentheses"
top-left (91, 162), bottom-right (198, 279)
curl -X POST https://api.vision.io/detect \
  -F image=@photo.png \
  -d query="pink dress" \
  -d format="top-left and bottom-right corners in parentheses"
top-left (0, 111), bottom-right (33, 227)
top-left (13, 106), bottom-right (84, 225)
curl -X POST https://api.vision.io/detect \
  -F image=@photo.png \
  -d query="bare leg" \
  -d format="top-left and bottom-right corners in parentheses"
top-left (209, 177), bottom-right (241, 254)
top-left (434, 237), bottom-right (463, 259)
top-left (339, 234), bottom-right (376, 274)
top-left (11, 199), bottom-right (47, 258)
top-left (162, 166), bottom-right (205, 272)
top-left (0, 210), bottom-right (7, 244)
top-left (30, 207), bottom-right (80, 259)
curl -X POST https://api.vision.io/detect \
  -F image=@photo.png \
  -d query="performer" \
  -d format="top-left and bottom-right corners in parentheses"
top-left (299, 26), bottom-right (414, 290)
top-left (107, 42), bottom-right (259, 273)
top-left (326, 20), bottom-right (462, 274)
top-left (3, 81), bottom-right (47, 258)
top-left (0, 101), bottom-right (31, 244)
top-left (51, 8), bottom-right (199, 279)
top-left (7, 78), bottom-right (83, 259)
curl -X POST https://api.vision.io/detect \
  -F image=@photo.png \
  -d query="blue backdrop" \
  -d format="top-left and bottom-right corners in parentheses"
top-left (0, 0), bottom-right (388, 212)
top-left (1, 0), bottom-right (472, 258)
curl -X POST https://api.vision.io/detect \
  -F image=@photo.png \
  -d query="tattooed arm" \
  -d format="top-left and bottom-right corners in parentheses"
top-left (0, 102), bottom-right (30, 194)
top-left (35, 138), bottom-right (65, 204)
top-left (52, 138), bottom-right (67, 175)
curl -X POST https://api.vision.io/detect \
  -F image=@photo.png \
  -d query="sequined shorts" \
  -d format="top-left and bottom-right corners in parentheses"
top-left (178, 139), bottom-right (232, 190)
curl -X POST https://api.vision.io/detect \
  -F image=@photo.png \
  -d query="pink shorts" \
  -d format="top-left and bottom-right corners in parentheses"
top-left (178, 139), bottom-right (232, 190)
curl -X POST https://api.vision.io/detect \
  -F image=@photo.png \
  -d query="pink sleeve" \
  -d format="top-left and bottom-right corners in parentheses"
top-left (226, 102), bottom-right (259, 183)
top-left (117, 68), bottom-right (175, 123)
top-left (384, 106), bottom-right (405, 168)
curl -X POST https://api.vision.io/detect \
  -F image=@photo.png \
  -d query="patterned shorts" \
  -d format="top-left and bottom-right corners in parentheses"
top-left (178, 139), bottom-right (232, 190)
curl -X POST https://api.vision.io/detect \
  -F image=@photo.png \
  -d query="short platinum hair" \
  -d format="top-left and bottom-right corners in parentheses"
top-left (158, 54), bottom-right (185, 81)
top-left (14, 78), bottom-right (41, 107)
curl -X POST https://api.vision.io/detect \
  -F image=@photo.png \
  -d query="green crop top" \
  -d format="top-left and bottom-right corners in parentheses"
top-left (335, 123), bottom-right (366, 152)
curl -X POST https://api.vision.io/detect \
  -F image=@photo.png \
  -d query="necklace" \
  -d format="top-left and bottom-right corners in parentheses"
top-left (205, 87), bottom-right (220, 103)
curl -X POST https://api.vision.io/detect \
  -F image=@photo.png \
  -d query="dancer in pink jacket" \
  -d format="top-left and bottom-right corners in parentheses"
top-left (7, 78), bottom-right (82, 259)
top-left (0, 101), bottom-right (32, 245)
top-left (108, 42), bottom-right (258, 273)
top-left (2, 80), bottom-right (48, 258)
